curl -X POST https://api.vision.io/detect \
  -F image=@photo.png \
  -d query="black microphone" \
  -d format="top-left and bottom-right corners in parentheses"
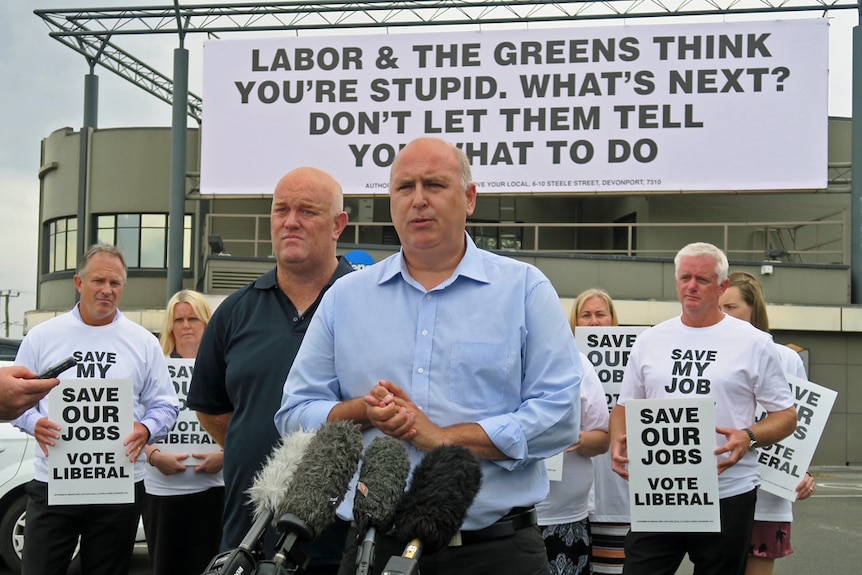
top-left (381, 444), bottom-right (483, 575)
top-left (200, 428), bottom-right (317, 574)
top-left (353, 436), bottom-right (411, 575)
top-left (261, 419), bottom-right (364, 573)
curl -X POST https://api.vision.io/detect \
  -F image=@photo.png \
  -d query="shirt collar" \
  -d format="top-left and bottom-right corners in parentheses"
top-left (379, 232), bottom-right (490, 288)
top-left (71, 303), bottom-right (123, 325)
top-left (253, 267), bottom-right (279, 290)
top-left (255, 257), bottom-right (354, 291)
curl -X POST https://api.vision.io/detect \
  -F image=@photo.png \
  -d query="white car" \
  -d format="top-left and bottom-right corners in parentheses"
top-left (0, 419), bottom-right (34, 572)
top-left (0, 359), bottom-right (146, 572)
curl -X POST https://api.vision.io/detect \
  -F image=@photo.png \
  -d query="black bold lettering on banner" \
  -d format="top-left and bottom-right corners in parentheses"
top-left (251, 47), bottom-right (363, 71)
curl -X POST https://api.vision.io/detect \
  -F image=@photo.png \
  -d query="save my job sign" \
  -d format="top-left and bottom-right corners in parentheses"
top-left (48, 379), bottom-right (134, 505)
top-left (201, 18), bottom-right (826, 196)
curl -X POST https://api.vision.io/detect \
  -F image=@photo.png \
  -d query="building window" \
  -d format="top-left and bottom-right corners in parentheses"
top-left (96, 213), bottom-right (192, 269)
top-left (47, 216), bottom-right (78, 272)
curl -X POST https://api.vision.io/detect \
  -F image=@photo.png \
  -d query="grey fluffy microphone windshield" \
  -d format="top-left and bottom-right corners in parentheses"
top-left (393, 444), bottom-right (483, 556)
top-left (352, 436), bottom-right (411, 575)
top-left (200, 427), bottom-right (317, 574)
top-left (247, 428), bottom-right (317, 521)
top-left (354, 436), bottom-right (411, 533)
top-left (276, 419), bottom-right (365, 537)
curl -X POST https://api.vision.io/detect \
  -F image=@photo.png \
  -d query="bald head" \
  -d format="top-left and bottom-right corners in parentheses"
top-left (274, 166), bottom-right (344, 215)
top-left (390, 137), bottom-right (473, 192)
top-left (270, 166), bottom-right (348, 275)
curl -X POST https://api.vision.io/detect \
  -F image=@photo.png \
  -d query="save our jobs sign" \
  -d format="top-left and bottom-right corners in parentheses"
top-left (48, 379), bottom-right (134, 505)
top-left (546, 326), bottom-right (647, 481)
top-left (159, 358), bottom-right (221, 465)
top-left (756, 374), bottom-right (837, 501)
top-left (576, 326), bottom-right (648, 412)
top-left (201, 18), bottom-right (827, 196)
top-left (625, 397), bottom-right (720, 532)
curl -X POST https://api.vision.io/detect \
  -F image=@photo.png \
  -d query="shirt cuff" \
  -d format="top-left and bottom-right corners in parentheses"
top-left (478, 414), bottom-right (528, 471)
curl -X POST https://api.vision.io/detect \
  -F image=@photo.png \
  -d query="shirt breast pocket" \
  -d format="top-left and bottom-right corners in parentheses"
top-left (449, 342), bottom-right (509, 409)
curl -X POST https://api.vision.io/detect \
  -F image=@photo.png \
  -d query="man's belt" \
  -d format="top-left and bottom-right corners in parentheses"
top-left (449, 506), bottom-right (537, 546)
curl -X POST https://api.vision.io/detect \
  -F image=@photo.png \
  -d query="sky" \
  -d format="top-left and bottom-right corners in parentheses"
top-left (0, 1), bottom-right (857, 338)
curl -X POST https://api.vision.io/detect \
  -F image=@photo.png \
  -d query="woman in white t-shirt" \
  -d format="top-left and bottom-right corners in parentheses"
top-left (142, 290), bottom-right (224, 575)
top-left (574, 289), bottom-right (630, 575)
top-left (719, 272), bottom-right (816, 575)
top-left (536, 351), bottom-right (610, 575)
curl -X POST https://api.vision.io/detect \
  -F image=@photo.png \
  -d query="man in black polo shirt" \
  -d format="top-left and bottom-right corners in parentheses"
top-left (187, 166), bottom-right (353, 573)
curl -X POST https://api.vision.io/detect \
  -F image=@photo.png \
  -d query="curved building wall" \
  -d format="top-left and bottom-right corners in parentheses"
top-left (40, 128), bottom-right (82, 222)
top-left (38, 126), bottom-right (201, 312)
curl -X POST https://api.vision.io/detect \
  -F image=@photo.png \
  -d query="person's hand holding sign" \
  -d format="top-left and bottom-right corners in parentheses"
top-left (33, 416), bottom-right (62, 456)
top-left (611, 432), bottom-right (630, 480)
top-left (713, 426), bottom-right (750, 474)
top-left (124, 421), bottom-right (151, 463)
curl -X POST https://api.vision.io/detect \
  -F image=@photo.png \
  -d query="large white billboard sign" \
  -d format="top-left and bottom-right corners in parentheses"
top-left (201, 19), bottom-right (827, 195)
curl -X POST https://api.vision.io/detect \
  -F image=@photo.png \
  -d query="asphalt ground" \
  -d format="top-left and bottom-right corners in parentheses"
top-left (2, 465), bottom-right (859, 575)
top-left (675, 465), bottom-right (862, 575)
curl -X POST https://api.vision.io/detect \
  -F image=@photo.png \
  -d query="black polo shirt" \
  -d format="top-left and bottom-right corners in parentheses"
top-left (187, 258), bottom-right (353, 552)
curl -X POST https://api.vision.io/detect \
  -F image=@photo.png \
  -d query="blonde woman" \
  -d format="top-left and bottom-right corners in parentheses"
top-left (571, 289), bottom-right (629, 575)
top-left (143, 290), bottom-right (223, 575)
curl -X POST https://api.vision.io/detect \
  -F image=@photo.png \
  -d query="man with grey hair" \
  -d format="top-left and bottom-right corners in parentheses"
top-left (12, 243), bottom-right (179, 575)
top-left (187, 167), bottom-right (353, 572)
top-left (609, 241), bottom-right (797, 575)
top-left (275, 137), bottom-right (582, 575)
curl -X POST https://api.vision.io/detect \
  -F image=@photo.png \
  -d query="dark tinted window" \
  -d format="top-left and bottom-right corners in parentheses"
top-left (0, 338), bottom-right (22, 361)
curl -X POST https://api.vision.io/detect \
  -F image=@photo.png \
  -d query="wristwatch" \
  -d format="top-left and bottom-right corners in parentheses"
top-left (743, 428), bottom-right (758, 451)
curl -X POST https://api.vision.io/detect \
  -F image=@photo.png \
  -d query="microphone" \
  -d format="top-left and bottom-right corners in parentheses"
top-left (381, 444), bottom-right (483, 575)
top-left (353, 436), bottom-right (411, 575)
top-left (261, 419), bottom-right (364, 573)
top-left (247, 428), bottom-right (318, 523)
top-left (200, 428), bottom-right (316, 574)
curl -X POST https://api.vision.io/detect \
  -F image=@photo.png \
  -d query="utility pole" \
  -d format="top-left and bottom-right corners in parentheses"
top-left (0, 290), bottom-right (20, 337)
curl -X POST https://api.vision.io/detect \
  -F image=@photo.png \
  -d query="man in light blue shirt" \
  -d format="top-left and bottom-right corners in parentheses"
top-left (274, 137), bottom-right (582, 575)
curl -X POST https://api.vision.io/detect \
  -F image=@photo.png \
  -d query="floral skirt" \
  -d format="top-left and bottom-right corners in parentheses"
top-left (748, 520), bottom-right (793, 559)
top-left (541, 517), bottom-right (593, 575)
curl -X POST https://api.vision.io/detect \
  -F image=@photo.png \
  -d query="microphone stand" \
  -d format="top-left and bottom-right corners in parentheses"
top-left (355, 526), bottom-right (376, 575)
top-left (253, 513), bottom-right (313, 575)
top-left (201, 511), bottom-right (272, 574)
top-left (380, 539), bottom-right (422, 575)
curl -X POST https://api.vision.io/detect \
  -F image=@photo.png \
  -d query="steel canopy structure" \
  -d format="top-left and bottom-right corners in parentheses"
top-left (30, 1), bottom-right (862, 301)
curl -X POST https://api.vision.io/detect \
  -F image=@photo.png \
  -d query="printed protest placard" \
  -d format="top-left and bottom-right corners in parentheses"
top-left (48, 379), bottom-right (134, 505)
top-left (544, 451), bottom-right (564, 482)
top-left (201, 19), bottom-right (827, 196)
top-left (576, 326), bottom-right (647, 412)
top-left (756, 375), bottom-right (837, 500)
top-left (160, 358), bottom-right (221, 465)
top-left (626, 397), bottom-right (719, 532)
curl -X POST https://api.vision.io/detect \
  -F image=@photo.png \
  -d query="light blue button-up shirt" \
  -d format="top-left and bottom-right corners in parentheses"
top-left (275, 235), bottom-right (581, 530)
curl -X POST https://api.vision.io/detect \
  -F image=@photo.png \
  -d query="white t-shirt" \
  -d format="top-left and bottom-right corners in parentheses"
top-left (754, 341), bottom-right (807, 522)
top-left (590, 390), bottom-right (631, 523)
top-left (12, 308), bottom-right (179, 483)
top-left (537, 354), bottom-right (609, 524)
top-left (618, 314), bottom-right (793, 499)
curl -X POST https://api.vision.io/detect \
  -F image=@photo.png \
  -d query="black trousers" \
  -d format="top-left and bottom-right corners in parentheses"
top-left (142, 486), bottom-right (225, 575)
top-left (337, 522), bottom-right (547, 575)
top-left (623, 488), bottom-right (757, 575)
top-left (22, 479), bottom-right (143, 575)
